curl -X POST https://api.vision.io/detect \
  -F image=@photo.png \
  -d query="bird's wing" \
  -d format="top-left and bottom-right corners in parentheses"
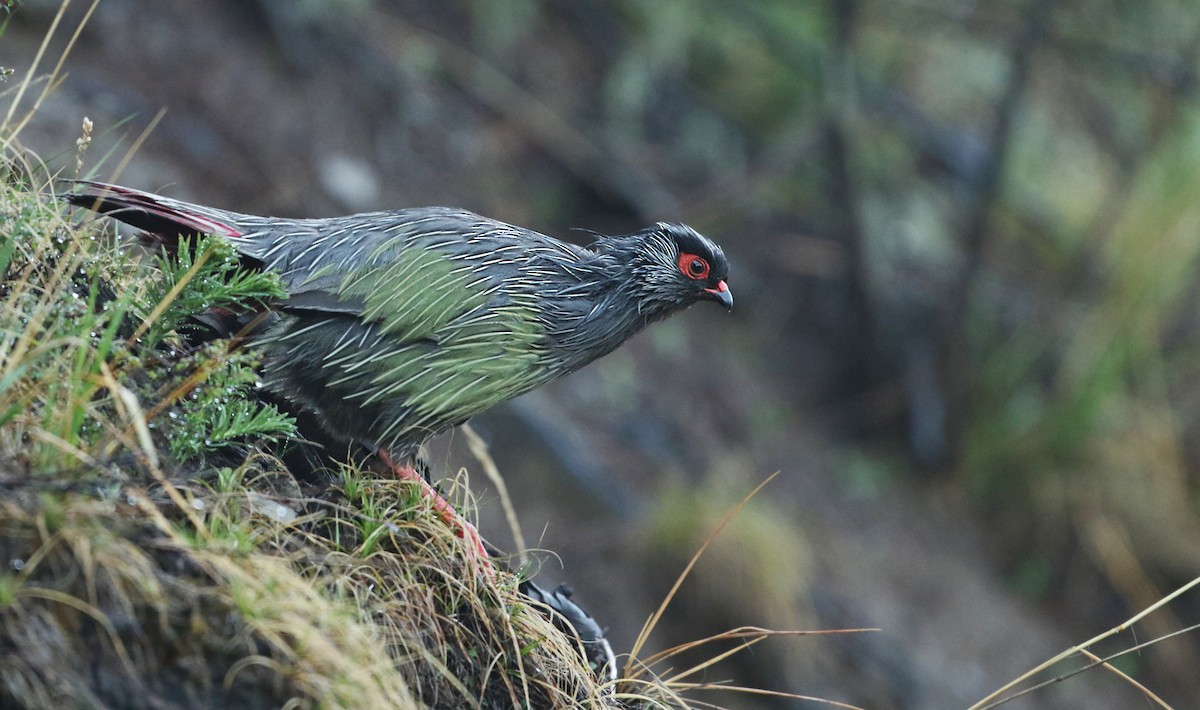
top-left (263, 210), bottom-right (594, 446)
top-left (263, 208), bottom-right (589, 324)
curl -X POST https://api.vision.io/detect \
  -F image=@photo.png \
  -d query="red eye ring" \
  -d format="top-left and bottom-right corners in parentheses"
top-left (678, 253), bottom-right (710, 280)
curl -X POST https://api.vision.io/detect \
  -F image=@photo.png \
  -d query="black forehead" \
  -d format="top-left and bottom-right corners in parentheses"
top-left (659, 223), bottom-right (728, 272)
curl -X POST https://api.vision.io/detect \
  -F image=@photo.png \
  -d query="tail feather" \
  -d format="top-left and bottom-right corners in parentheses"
top-left (63, 180), bottom-right (244, 239)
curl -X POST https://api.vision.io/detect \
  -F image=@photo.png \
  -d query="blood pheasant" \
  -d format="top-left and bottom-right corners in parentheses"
top-left (67, 181), bottom-right (732, 568)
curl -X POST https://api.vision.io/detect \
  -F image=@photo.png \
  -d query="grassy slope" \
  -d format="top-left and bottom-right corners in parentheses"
top-left (0, 6), bottom-right (845, 707)
top-left (0, 145), bottom-right (701, 708)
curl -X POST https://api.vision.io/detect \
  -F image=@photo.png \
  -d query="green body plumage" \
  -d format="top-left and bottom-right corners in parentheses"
top-left (277, 245), bottom-right (554, 449)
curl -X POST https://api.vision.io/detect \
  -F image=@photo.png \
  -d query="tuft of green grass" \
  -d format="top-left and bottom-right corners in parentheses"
top-left (137, 234), bottom-right (286, 346)
top-left (1, 171), bottom-right (295, 470)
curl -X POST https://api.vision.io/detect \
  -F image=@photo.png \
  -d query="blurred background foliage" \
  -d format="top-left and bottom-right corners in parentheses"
top-left (9, 0), bottom-right (1200, 706)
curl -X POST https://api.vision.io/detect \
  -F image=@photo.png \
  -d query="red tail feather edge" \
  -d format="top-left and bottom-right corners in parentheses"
top-left (66, 181), bottom-right (243, 239)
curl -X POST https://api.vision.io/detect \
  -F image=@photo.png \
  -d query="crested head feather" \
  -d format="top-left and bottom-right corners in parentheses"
top-left (585, 222), bottom-right (728, 311)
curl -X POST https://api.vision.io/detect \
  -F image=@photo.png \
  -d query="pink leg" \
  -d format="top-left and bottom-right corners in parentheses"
top-left (378, 450), bottom-right (494, 577)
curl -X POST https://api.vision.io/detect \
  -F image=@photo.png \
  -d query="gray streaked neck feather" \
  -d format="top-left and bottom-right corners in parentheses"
top-left (539, 230), bottom-right (684, 372)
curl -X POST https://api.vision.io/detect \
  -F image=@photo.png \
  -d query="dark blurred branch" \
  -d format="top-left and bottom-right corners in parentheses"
top-left (954, 0), bottom-right (1052, 316)
top-left (1052, 39), bottom-right (1200, 97)
top-left (365, 10), bottom-right (681, 223)
top-left (822, 0), bottom-right (879, 384)
top-left (942, 0), bottom-right (1057, 464)
top-left (875, 0), bottom-right (1200, 99)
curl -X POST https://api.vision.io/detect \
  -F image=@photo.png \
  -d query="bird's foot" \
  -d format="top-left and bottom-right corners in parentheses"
top-left (378, 449), bottom-right (494, 578)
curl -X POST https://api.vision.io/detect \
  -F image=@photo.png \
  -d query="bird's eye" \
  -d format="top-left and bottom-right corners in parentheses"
top-left (677, 253), bottom-right (710, 280)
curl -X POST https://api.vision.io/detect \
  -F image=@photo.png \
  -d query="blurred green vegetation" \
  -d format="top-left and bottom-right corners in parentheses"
top-left (459, 0), bottom-right (1200, 698)
top-left (579, 4), bottom-right (1200, 564)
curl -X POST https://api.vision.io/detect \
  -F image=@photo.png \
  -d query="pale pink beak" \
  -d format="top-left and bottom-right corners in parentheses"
top-left (703, 280), bottom-right (733, 309)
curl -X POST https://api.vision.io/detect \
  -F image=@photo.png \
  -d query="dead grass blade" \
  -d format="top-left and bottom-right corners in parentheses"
top-left (1, 0), bottom-right (66, 129)
top-left (976, 622), bottom-right (1200, 709)
top-left (625, 471), bottom-right (779, 675)
top-left (5, 0), bottom-right (100, 141)
top-left (463, 422), bottom-right (527, 566)
top-left (971, 581), bottom-right (1200, 710)
top-left (99, 106), bottom-right (165, 192)
top-left (1078, 647), bottom-right (1172, 709)
top-left (673, 681), bottom-right (868, 709)
top-left (639, 625), bottom-right (878, 670)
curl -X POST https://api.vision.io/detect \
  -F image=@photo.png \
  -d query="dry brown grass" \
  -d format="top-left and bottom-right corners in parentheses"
top-left (0, 453), bottom-right (631, 708)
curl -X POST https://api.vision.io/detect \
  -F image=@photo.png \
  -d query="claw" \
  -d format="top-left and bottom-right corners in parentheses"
top-left (379, 449), bottom-right (495, 578)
